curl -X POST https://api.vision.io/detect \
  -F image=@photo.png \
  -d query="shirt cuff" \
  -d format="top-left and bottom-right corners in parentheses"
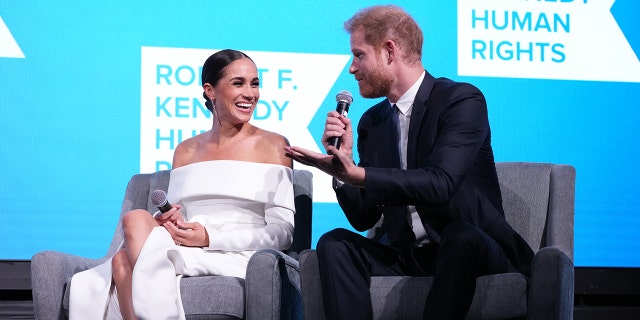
top-left (333, 177), bottom-right (345, 189)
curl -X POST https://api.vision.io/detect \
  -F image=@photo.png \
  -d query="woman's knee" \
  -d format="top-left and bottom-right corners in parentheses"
top-left (122, 209), bottom-right (153, 235)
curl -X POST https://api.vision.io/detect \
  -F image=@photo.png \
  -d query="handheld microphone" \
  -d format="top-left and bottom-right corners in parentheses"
top-left (150, 190), bottom-right (172, 215)
top-left (328, 90), bottom-right (353, 149)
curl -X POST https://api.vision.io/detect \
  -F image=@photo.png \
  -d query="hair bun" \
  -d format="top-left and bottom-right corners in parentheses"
top-left (202, 92), bottom-right (213, 112)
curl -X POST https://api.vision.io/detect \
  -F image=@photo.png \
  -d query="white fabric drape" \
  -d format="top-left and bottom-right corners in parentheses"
top-left (69, 160), bottom-right (295, 319)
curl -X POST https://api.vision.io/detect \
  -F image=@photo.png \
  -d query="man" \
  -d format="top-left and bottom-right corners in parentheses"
top-left (285, 5), bottom-right (534, 319)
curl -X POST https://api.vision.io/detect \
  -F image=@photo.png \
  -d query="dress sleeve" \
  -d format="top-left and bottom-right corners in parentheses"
top-left (202, 204), bottom-right (295, 251)
top-left (201, 166), bottom-right (295, 251)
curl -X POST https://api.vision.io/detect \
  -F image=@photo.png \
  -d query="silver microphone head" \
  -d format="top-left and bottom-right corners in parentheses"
top-left (336, 90), bottom-right (353, 104)
top-left (150, 190), bottom-right (168, 206)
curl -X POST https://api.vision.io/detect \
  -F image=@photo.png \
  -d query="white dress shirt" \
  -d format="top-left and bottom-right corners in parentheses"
top-left (390, 71), bottom-right (430, 245)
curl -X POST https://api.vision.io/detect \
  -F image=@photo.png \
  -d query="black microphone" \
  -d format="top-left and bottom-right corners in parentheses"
top-left (328, 90), bottom-right (353, 149)
top-left (150, 190), bottom-right (172, 214)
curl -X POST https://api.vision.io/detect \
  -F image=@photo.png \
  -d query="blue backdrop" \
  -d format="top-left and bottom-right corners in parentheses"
top-left (1, 0), bottom-right (639, 267)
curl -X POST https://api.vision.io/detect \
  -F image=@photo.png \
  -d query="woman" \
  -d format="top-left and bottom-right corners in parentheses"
top-left (69, 49), bottom-right (295, 319)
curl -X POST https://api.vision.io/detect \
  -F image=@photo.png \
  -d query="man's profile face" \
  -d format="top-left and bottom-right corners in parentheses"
top-left (348, 28), bottom-right (392, 99)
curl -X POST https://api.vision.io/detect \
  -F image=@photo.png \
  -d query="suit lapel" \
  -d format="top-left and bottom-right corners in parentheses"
top-left (407, 72), bottom-right (436, 169)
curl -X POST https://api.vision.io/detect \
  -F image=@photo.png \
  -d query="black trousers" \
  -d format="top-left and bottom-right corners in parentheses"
top-left (316, 221), bottom-right (515, 320)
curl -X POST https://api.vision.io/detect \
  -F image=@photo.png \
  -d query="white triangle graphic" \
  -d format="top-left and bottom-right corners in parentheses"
top-left (0, 17), bottom-right (25, 58)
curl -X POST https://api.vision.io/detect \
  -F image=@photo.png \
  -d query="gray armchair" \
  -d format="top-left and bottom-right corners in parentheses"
top-left (31, 169), bottom-right (312, 320)
top-left (300, 162), bottom-right (575, 320)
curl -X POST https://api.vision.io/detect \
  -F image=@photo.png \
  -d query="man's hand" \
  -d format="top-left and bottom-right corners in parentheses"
top-left (322, 111), bottom-right (354, 158)
top-left (284, 145), bottom-right (365, 187)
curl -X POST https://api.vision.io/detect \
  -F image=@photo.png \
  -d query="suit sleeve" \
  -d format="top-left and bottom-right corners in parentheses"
top-left (333, 103), bottom-right (387, 231)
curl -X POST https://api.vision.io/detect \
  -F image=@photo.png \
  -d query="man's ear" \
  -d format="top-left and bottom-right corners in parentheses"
top-left (384, 39), bottom-right (397, 63)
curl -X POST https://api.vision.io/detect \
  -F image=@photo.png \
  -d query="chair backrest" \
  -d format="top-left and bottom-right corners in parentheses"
top-left (496, 162), bottom-right (575, 261)
top-left (365, 162), bottom-right (576, 261)
top-left (104, 169), bottom-right (313, 258)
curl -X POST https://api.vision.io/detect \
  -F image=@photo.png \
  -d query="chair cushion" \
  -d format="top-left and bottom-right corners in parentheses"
top-left (63, 276), bottom-right (245, 320)
top-left (181, 276), bottom-right (245, 320)
top-left (370, 273), bottom-right (527, 319)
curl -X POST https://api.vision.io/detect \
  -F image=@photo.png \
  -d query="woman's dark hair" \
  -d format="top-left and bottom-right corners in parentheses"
top-left (201, 49), bottom-right (254, 112)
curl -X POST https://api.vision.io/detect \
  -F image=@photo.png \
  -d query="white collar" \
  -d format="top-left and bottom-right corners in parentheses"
top-left (389, 71), bottom-right (426, 115)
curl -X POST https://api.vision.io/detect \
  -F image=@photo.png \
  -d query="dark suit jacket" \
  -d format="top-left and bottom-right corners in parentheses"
top-left (335, 71), bottom-right (534, 275)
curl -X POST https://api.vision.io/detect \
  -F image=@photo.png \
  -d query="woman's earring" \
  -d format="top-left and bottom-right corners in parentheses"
top-left (211, 103), bottom-right (222, 126)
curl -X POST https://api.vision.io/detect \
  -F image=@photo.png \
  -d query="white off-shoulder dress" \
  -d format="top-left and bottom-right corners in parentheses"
top-left (69, 160), bottom-right (296, 320)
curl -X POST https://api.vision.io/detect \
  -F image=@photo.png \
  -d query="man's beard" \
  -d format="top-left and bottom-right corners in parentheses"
top-left (358, 60), bottom-right (393, 99)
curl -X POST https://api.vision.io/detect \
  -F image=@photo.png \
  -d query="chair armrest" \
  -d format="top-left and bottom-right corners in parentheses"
top-left (299, 249), bottom-right (327, 320)
top-left (245, 248), bottom-right (303, 320)
top-left (527, 247), bottom-right (574, 320)
top-left (31, 250), bottom-right (105, 319)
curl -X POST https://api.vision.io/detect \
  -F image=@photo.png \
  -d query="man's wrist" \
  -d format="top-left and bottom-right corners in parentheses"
top-left (332, 167), bottom-right (366, 189)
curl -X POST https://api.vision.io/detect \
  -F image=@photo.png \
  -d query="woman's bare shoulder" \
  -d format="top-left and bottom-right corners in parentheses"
top-left (254, 129), bottom-right (292, 167)
top-left (172, 133), bottom-right (206, 169)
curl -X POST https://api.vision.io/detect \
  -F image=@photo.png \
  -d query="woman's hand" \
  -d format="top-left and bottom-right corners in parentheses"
top-left (154, 204), bottom-right (184, 225)
top-left (163, 220), bottom-right (210, 247)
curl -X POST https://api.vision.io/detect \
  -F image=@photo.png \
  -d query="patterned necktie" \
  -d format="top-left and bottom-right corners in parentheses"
top-left (391, 104), bottom-right (401, 163)
top-left (381, 104), bottom-right (411, 245)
